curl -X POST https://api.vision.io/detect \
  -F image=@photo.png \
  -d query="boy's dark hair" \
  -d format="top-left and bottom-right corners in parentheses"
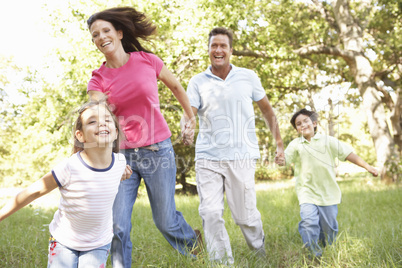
top-left (208, 27), bottom-right (233, 48)
top-left (290, 108), bottom-right (319, 132)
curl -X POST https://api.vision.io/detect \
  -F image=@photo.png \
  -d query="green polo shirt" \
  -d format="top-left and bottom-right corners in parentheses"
top-left (284, 133), bottom-right (353, 206)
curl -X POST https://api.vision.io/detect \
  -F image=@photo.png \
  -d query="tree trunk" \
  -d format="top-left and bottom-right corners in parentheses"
top-left (179, 171), bottom-right (188, 193)
top-left (356, 59), bottom-right (395, 172)
top-left (390, 87), bottom-right (402, 152)
top-left (333, 0), bottom-right (397, 179)
top-left (328, 98), bottom-right (335, 137)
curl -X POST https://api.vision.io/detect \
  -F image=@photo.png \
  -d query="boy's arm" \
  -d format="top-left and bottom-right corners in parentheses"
top-left (0, 172), bottom-right (58, 222)
top-left (346, 153), bottom-right (378, 176)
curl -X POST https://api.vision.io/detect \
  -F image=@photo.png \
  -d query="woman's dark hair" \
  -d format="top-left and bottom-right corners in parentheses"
top-left (87, 7), bottom-right (157, 53)
top-left (208, 27), bottom-right (234, 48)
top-left (72, 100), bottom-right (122, 154)
top-left (290, 108), bottom-right (319, 132)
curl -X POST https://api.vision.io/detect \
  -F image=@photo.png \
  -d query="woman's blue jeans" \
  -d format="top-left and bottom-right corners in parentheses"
top-left (111, 138), bottom-right (197, 267)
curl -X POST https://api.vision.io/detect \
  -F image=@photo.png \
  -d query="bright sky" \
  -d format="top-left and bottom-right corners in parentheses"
top-left (0, 0), bottom-right (61, 104)
top-left (0, 0), bottom-right (56, 66)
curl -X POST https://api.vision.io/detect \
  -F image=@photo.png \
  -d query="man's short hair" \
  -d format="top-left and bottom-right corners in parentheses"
top-left (290, 108), bottom-right (319, 132)
top-left (208, 27), bottom-right (233, 48)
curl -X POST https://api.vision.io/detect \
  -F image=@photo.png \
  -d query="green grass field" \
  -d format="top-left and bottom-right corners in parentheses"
top-left (0, 176), bottom-right (401, 267)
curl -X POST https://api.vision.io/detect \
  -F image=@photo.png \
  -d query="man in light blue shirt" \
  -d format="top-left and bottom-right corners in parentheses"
top-left (186, 27), bottom-right (284, 264)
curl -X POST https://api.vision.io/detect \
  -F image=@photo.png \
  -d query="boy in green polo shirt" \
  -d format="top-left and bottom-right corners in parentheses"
top-left (276, 108), bottom-right (378, 258)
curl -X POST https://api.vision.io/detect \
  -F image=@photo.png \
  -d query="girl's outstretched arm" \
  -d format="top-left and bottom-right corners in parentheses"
top-left (346, 152), bottom-right (378, 177)
top-left (0, 172), bottom-right (58, 222)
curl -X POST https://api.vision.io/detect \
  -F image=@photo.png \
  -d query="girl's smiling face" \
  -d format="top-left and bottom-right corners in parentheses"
top-left (294, 113), bottom-right (317, 141)
top-left (75, 104), bottom-right (118, 149)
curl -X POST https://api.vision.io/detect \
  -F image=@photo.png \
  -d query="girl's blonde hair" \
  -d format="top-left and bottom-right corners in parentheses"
top-left (72, 100), bottom-right (121, 154)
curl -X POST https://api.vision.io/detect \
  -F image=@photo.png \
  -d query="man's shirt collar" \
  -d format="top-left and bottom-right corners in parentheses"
top-left (205, 64), bottom-right (237, 79)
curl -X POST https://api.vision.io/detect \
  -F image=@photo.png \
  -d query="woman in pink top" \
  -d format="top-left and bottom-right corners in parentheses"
top-left (86, 7), bottom-right (201, 267)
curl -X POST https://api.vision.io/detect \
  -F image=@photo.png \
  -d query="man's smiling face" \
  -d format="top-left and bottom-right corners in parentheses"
top-left (208, 34), bottom-right (233, 72)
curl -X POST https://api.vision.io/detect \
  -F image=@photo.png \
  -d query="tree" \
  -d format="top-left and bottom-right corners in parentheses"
top-left (294, 0), bottom-right (400, 181)
top-left (2, 0), bottom-right (399, 188)
top-left (228, 0), bottom-right (401, 181)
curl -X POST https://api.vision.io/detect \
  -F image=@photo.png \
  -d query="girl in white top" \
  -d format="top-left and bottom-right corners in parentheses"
top-left (0, 101), bottom-right (132, 268)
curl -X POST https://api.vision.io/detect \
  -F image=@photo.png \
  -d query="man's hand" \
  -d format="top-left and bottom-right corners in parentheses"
top-left (121, 165), bottom-right (133, 181)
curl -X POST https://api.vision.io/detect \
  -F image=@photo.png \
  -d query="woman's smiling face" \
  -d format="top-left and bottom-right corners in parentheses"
top-left (90, 19), bottom-right (123, 56)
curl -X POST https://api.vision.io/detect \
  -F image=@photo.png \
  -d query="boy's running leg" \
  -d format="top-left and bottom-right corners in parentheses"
top-left (299, 204), bottom-right (322, 257)
top-left (317, 205), bottom-right (338, 246)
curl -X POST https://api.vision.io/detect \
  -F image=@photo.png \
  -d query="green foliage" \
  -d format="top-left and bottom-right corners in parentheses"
top-left (385, 155), bottom-right (402, 183)
top-left (368, 0), bottom-right (402, 91)
top-left (254, 163), bottom-right (292, 181)
top-left (0, 0), bottom-right (400, 186)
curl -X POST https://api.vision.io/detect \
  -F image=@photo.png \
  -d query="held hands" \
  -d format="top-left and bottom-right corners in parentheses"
top-left (180, 116), bottom-right (196, 145)
top-left (121, 165), bottom-right (133, 181)
top-left (274, 146), bottom-right (285, 166)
